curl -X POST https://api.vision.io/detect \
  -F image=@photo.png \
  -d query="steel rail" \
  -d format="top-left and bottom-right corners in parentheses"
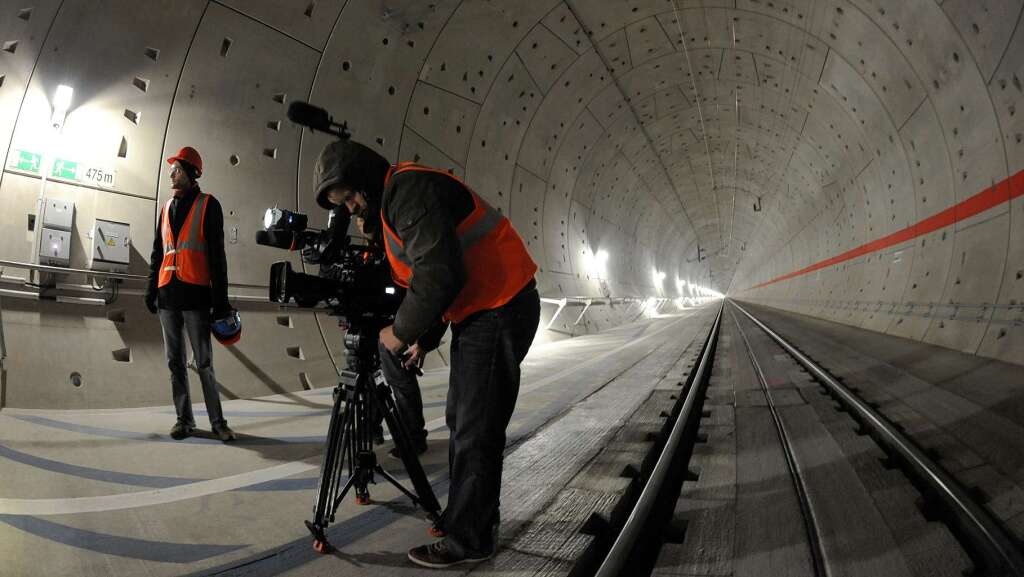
top-left (731, 300), bottom-right (1024, 577)
top-left (594, 303), bottom-right (724, 577)
top-left (728, 304), bottom-right (829, 577)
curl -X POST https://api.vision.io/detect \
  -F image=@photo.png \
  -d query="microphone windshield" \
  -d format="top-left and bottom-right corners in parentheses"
top-left (287, 101), bottom-right (330, 131)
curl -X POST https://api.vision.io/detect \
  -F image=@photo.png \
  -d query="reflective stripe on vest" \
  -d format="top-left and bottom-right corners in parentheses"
top-left (381, 163), bottom-right (537, 324)
top-left (158, 192), bottom-right (212, 287)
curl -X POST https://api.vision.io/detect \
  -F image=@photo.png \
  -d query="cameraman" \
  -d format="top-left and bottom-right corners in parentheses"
top-left (351, 210), bottom-right (438, 457)
top-left (313, 140), bottom-right (540, 568)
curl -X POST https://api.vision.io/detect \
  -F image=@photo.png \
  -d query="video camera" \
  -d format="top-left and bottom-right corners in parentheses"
top-left (254, 101), bottom-right (402, 322)
top-left (256, 206), bottom-right (401, 320)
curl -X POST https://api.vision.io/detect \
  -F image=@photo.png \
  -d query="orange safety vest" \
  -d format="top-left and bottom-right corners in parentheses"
top-left (158, 192), bottom-right (212, 287)
top-left (381, 163), bottom-right (537, 324)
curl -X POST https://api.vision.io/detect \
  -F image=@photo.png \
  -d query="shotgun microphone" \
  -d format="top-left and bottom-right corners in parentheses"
top-left (287, 101), bottom-right (350, 139)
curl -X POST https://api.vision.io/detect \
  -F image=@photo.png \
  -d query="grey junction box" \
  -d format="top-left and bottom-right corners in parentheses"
top-left (90, 219), bottom-right (131, 273)
top-left (39, 228), bottom-right (72, 267)
top-left (42, 198), bottom-right (74, 231)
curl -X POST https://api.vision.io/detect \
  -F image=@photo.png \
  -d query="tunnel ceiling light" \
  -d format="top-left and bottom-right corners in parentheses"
top-left (51, 84), bottom-right (73, 128)
top-left (583, 248), bottom-right (610, 279)
top-left (652, 269), bottom-right (666, 287)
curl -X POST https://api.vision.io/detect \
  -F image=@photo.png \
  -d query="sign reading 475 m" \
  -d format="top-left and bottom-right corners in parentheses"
top-left (5, 149), bottom-right (117, 189)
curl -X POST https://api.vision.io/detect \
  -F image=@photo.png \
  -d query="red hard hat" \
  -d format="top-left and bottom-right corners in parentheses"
top-left (166, 146), bottom-right (203, 177)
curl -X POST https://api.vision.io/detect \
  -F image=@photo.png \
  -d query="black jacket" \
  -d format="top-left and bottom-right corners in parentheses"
top-left (146, 186), bottom-right (230, 315)
top-left (382, 170), bottom-right (473, 345)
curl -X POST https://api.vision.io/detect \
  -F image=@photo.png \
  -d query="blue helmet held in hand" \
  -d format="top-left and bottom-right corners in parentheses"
top-left (212, 310), bottom-right (242, 346)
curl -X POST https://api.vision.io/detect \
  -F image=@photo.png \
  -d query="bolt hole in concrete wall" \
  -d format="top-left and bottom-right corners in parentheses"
top-left (111, 348), bottom-right (131, 363)
top-left (299, 372), bottom-right (313, 391)
top-left (276, 315), bottom-right (292, 328)
top-left (69, 372), bottom-right (82, 388)
top-left (286, 346), bottom-right (304, 360)
top-left (229, 154), bottom-right (240, 166)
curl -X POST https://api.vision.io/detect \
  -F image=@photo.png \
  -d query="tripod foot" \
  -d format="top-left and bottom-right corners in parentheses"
top-left (312, 539), bottom-right (332, 554)
top-left (355, 492), bottom-right (371, 506)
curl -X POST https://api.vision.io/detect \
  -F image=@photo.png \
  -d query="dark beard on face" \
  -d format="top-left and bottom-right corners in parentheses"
top-left (356, 203), bottom-right (379, 236)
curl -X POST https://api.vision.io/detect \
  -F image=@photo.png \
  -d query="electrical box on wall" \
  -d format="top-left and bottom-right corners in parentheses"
top-left (90, 219), bottom-right (131, 273)
top-left (42, 198), bottom-right (74, 231)
top-left (39, 228), bottom-right (71, 266)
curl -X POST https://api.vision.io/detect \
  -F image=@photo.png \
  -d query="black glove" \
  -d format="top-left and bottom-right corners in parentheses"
top-left (144, 291), bottom-right (158, 314)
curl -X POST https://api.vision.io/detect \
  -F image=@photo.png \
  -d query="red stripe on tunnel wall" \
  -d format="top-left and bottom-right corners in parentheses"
top-left (748, 169), bottom-right (1024, 291)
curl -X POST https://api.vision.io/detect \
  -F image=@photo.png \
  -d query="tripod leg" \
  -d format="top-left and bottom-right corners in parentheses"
top-left (306, 384), bottom-right (354, 552)
top-left (373, 376), bottom-right (443, 523)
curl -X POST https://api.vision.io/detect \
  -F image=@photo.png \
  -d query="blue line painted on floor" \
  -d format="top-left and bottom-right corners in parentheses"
top-left (156, 409), bottom-right (331, 418)
top-left (236, 477), bottom-right (319, 491)
top-left (13, 415), bottom-right (326, 445)
top-left (0, 514), bottom-right (247, 563)
top-left (0, 444), bottom-right (200, 488)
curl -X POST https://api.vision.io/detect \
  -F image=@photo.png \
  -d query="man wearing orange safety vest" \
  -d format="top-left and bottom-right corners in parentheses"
top-left (145, 146), bottom-right (236, 443)
top-left (313, 140), bottom-right (540, 568)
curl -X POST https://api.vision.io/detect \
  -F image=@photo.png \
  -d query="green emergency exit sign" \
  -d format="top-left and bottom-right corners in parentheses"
top-left (51, 158), bottom-right (78, 179)
top-left (12, 150), bottom-right (42, 173)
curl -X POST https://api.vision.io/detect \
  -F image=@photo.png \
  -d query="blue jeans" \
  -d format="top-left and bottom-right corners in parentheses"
top-left (158, 308), bottom-right (226, 428)
top-left (443, 284), bottom-right (540, 556)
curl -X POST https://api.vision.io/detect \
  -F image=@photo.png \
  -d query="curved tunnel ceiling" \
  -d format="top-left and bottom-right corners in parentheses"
top-left (0, 0), bottom-right (1021, 409)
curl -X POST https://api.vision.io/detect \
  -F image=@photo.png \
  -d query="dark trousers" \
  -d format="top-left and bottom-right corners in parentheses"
top-left (378, 339), bottom-right (428, 447)
top-left (158, 309), bottom-right (226, 428)
top-left (443, 284), bottom-right (540, 556)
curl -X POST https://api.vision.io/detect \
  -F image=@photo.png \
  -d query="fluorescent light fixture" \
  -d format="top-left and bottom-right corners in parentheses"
top-left (50, 84), bottom-right (73, 128)
top-left (53, 85), bottom-right (73, 115)
top-left (583, 248), bottom-right (610, 279)
top-left (651, 268), bottom-right (666, 287)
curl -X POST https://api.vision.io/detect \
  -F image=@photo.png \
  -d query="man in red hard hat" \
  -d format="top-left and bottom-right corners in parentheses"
top-left (145, 146), bottom-right (236, 442)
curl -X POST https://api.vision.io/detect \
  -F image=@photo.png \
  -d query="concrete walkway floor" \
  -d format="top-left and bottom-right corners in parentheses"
top-left (0, 305), bottom-right (718, 577)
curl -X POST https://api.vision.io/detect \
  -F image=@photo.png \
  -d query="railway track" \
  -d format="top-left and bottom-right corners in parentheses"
top-left (580, 300), bottom-right (1024, 577)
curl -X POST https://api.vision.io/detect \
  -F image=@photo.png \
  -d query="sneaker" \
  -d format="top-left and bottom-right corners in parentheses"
top-left (407, 540), bottom-right (493, 568)
top-left (212, 423), bottom-right (236, 442)
top-left (170, 421), bottom-right (195, 440)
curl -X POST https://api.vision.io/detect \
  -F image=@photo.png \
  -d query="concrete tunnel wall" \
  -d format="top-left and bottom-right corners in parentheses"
top-left (0, 0), bottom-right (719, 410)
top-left (0, 1), bottom-right (1020, 410)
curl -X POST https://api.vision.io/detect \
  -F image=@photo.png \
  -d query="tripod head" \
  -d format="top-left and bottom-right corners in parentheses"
top-left (342, 319), bottom-right (387, 372)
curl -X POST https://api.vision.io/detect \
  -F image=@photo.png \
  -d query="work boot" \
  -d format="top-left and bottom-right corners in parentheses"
top-left (170, 421), bottom-right (195, 440)
top-left (407, 539), bottom-right (493, 569)
top-left (212, 423), bottom-right (236, 442)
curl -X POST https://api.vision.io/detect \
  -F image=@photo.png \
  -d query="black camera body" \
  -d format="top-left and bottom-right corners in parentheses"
top-left (257, 207), bottom-right (402, 325)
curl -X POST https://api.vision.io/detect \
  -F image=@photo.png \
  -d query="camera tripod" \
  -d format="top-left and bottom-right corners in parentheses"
top-left (305, 323), bottom-right (442, 553)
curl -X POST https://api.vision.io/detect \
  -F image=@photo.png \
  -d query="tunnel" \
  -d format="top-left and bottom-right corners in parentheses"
top-left (0, 1), bottom-right (1022, 575)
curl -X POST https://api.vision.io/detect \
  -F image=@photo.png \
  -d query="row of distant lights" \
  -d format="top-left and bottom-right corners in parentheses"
top-left (580, 248), bottom-right (723, 299)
